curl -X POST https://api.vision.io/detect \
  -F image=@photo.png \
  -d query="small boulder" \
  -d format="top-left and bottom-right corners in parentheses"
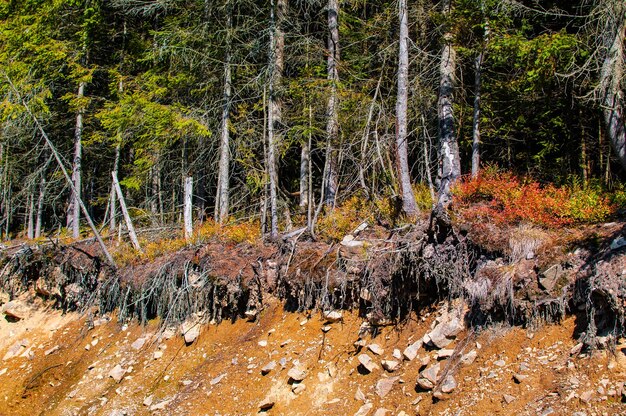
top-left (461, 350), bottom-right (477, 365)
top-left (131, 337), bottom-right (146, 350)
top-left (439, 375), bottom-right (457, 393)
top-left (287, 367), bottom-right (307, 381)
top-left (368, 344), bottom-right (384, 355)
top-left (402, 340), bottom-right (422, 361)
top-left (2, 301), bottom-right (30, 321)
top-left (375, 377), bottom-right (399, 398)
top-left (181, 321), bottom-right (200, 344)
top-left (259, 398), bottom-right (274, 410)
top-left (292, 383), bottom-right (306, 394)
top-left (354, 402), bottom-right (374, 416)
top-left (503, 394), bottom-right (516, 404)
top-left (261, 361), bottom-right (277, 375)
top-left (108, 365), bottom-right (126, 383)
top-left (358, 354), bottom-right (379, 373)
top-left (381, 360), bottom-right (400, 373)
top-left (323, 310), bottom-right (343, 323)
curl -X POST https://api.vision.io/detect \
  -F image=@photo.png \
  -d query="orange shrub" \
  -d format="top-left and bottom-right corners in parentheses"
top-left (453, 170), bottom-right (615, 228)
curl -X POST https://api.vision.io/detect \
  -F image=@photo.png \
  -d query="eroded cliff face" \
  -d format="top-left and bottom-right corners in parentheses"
top-left (0, 220), bottom-right (625, 415)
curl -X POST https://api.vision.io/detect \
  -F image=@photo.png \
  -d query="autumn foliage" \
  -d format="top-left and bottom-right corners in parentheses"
top-left (453, 170), bottom-right (615, 228)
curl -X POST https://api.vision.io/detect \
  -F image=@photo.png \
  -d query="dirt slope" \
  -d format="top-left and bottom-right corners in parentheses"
top-left (0, 296), bottom-right (624, 416)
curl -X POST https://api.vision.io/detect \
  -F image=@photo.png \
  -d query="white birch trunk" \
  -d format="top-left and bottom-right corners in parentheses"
top-left (324, 0), bottom-right (340, 207)
top-left (436, 0), bottom-right (460, 207)
top-left (67, 81), bottom-right (85, 238)
top-left (395, 0), bottom-right (418, 216)
top-left (112, 171), bottom-right (141, 252)
top-left (184, 176), bottom-right (193, 240)
top-left (215, 2), bottom-right (233, 224)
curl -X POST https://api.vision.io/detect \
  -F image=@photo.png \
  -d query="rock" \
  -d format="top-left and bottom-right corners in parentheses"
top-left (258, 340), bottom-right (268, 347)
top-left (358, 354), bottom-right (379, 373)
top-left (354, 402), bottom-right (374, 416)
top-left (375, 377), bottom-right (399, 398)
top-left (579, 390), bottom-right (593, 403)
top-left (150, 399), bottom-right (171, 411)
top-left (342, 240), bottom-right (364, 248)
top-left (540, 407), bottom-right (554, 416)
top-left (2, 300), bottom-right (30, 321)
top-left (368, 344), bottom-right (384, 355)
top-left (513, 373), bottom-right (528, 383)
top-left (108, 365), bottom-right (126, 383)
top-left (610, 236), bottom-right (626, 250)
top-left (437, 349), bottom-right (454, 359)
top-left (131, 337), bottom-right (146, 350)
top-left (261, 361), bottom-right (276, 375)
top-left (570, 342), bottom-right (583, 356)
top-left (392, 349), bottom-right (402, 360)
top-left (373, 409), bottom-right (390, 416)
top-left (153, 351), bottom-right (163, 360)
top-left (381, 360), bottom-right (400, 372)
top-left (292, 383), bottom-right (306, 394)
top-left (259, 398), bottom-right (274, 410)
top-left (210, 373), bottom-right (226, 385)
top-left (503, 394), bottom-right (515, 404)
top-left (403, 340), bottom-right (422, 361)
top-left (143, 396), bottom-right (153, 407)
top-left (425, 316), bottom-right (463, 349)
top-left (181, 321), bottom-right (200, 344)
top-left (244, 309), bottom-right (257, 321)
top-left (0, 368), bottom-right (6, 376)
top-left (355, 387), bottom-right (366, 401)
top-left (494, 359), bottom-right (506, 367)
top-left (461, 350), bottom-right (477, 365)
top-left (322, 325), bottom-right (332, 333)
top-left (421, 363), bottom-right (440, 385)
top-left (323, 310), bottom-right (343, 323)
top-left (539, 264), bottom-right (566, 292)
top-left (181, 380), bottom-right (192, 386)
top-left (439, 375), bottom-right (457, 393)
top-left (287, 367), bottom-right (307, 381)
top-left (416, 377), bottom-right (434, 390)
top-left (43, 344), bottom-right (60, 357)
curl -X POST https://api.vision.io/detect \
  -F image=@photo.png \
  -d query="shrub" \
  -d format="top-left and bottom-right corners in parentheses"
top-left (453, 169), bottom-right (615, 228)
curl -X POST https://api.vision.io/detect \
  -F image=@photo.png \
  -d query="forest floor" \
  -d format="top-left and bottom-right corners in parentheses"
top-left (0, 216), bottom-right (625, 415)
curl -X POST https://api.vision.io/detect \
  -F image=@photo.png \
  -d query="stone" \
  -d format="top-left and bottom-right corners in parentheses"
top-left (153, 351), bottom-right (163, 360)
top-left (323, 310), bottom-right (343, 323)
top-left (292, 383), bottom-right (306, 394)
top-left (43, 344), bottom-right (59, 357)
top-left (461, 350), bottom-right (477, 365)
top-left (0, 368), bottom-right (6, 376)
top-left (2, 300), bottom-right (30, 321)
top-left (288, 367), bottom-right (307, 381)
top-left (539, 264), bottom-right (565, 292)
top-left (368, 344), bottom-right (384, 355)
top-left (131, 337), bottom-right (146, 350)
top-left (181, 321), bottom-right (200, 344)
top-left (437, 349), bottom-right (454, 359)
top-left (392, 349), bottom-right (402, 360)
top-left (503, 394), bottom-right (515, 404)
top-left (355, 387), bottom-right (366, 401)
top-left (150, 399), bottom-right (171, 411)
top-left (373, 409), bottom-right (390, 416)
top-left (416, 377), bottom-right (434, 390)
top-left (610, 236), bottom-right (626, 250)
top-left (570, 343), bottom-right (583, 356)
top-left (144, 398), bottom-right (155, 410)
top-left (181, 380), bottom-right (192, 386)
top-left (259, 398), bottom-right (274, 410)
top-left (244, 309), bottom-right (258, 321)
top-left (513, 373), bottom-right (528, 383)
top-left (381, 360), bottom-right (400, 372)
top-left (358, 354), bottom-right (379, 373)
top-left (354, 402), bottom-right (373, 416)
top-left (210, 373), bottom-right (226, 385)
top-left (440, 375), bottom-right (457, 393)
top-left (261, 361), bottom-right (277, 375)
top-left (375, 377), bottom-right (399, 398)
top-left (425, 316), bottom-right (463, 349)
top-left (494, 359), bottom-right (506, 367)
top-left (258, 340), bottom-right (268, 347)
top-left (108, 365), bottom-right (125, 383)
top-left (421, 363), bottom-right (440, 385)
top-left (322, 326), bottom-right (332, 333)
top-left (579, 390), bottom-right (593, 403)
top-left (403, 340), bottom-right (422, 361)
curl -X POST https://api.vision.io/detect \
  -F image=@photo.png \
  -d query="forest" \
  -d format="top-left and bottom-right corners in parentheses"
top-left (0, 0), bottom-right (624, 245)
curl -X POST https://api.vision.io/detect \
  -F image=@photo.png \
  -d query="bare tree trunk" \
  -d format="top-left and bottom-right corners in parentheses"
top-left (35, 175), bottom-right (46, 238)
top-left (112, 171), bottom-right (142, 252)
top-left (324, 0), bottom-right (340, 207)
top-left (600, 6), bottom-right (626, 171)
top-left (421, 115), bottom-right (436, 203)
top-left (67, 81), bottom-right (85, 238)
top-left (299, 125), bottom-right (309, 212)
top-left (436, 0), bottom-right (460, 207)
top-left (268, 0), bottom-right (286, 239)
top-left (471, 3), bottom-right (488, 178)
top-left (215, 1), bottom-right (233, 224)
top-left (184, 176), bottom-right (193, 240)
top-left (395, 0), bottom-right (418, 216)
top-left (110, 143), bottom-right (120, 234)
top-left (27, 193), bottom-right (34, 239)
